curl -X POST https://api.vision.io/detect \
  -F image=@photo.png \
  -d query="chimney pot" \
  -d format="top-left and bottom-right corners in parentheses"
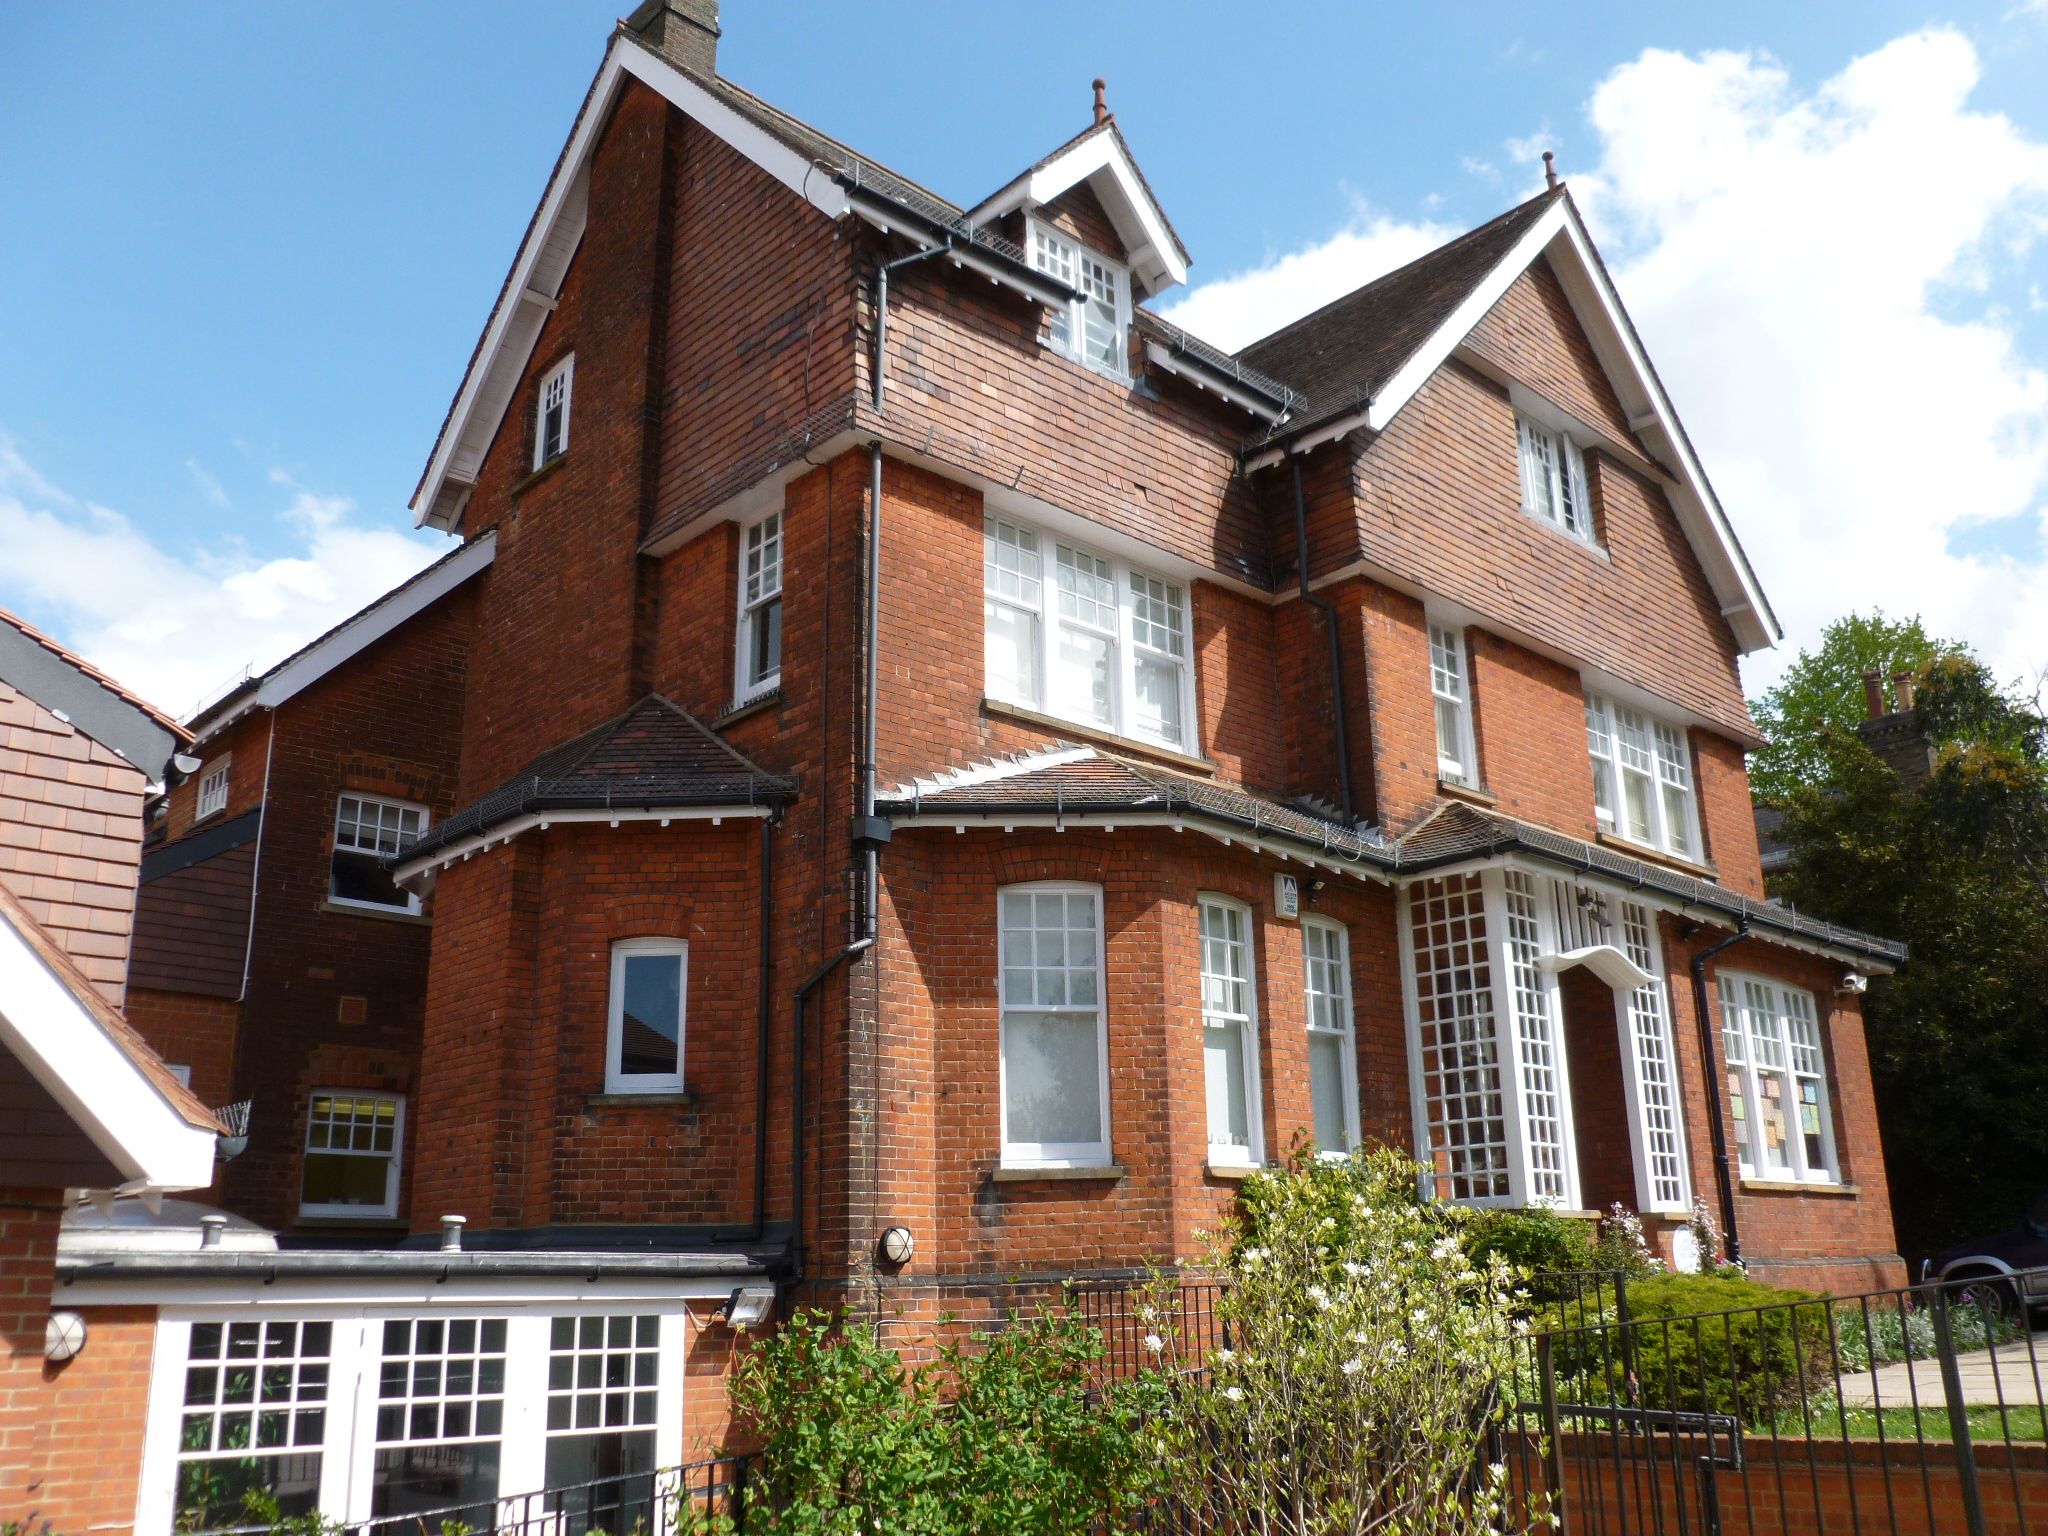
top-left (1891, 669), bottom-right (1916, 712)
top-left (199, 1214), bottom-right (227, 1250)
top-left (1861, 670), bottom-right (1886, 720)
top-left (1092, 78), bottom-right (1109, 126)
top-left (1543, 151), bottom-right (1559, 191)
top-left (440, 1215), bottom-right (468, 1253)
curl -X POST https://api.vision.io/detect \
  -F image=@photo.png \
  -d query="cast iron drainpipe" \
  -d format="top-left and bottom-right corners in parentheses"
top-left (745, 813), bottom-right (777, 1244)
top-left (1690, 920), bottom-right (1752, 1266)
top-left (1290, 453), bottom-right (1355, 825)
top-left (785, 441), bottom-right (890, 1292)
top-left (873, 239), bottom-right (953, 413)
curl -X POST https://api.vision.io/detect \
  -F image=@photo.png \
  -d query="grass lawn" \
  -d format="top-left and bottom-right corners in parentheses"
top-left (1787, 1403), bottom-right (2048, 1443)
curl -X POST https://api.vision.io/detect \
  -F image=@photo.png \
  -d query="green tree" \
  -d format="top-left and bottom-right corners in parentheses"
top-left (1747, 611), bottom-right (1958, 801)
top-left (1772, 651), bottom-right (2048, 1255)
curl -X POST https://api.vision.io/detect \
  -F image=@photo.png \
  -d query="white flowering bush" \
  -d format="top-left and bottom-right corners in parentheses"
top-left (1146, 1146), bottom-right (1550, 1536)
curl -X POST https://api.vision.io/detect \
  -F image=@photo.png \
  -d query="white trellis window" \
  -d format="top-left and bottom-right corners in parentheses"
top-left (1405, 874), bottom-right (1512, 1202)
top-left (1585, 693), bottom-right (1701, 861)
top-left (1501, 872), bottom-right (1572, 1204)
top-left (1720, 973), bottom-right (1838, 1183)
top-left (736, 511), bottom-right (783, 703)
top-left (1028, 222), bottom-right (1129, 376)
top-left (1429, 624), bottom-right (1477, 785)
top-left (1303, 918), bottom-right (1359, 1156)
top-left (535, 356), bottom-right (572, 469)
top-left (981, 514), bottom-right (1195, 753)
top-left (171, 1319), bottom-right (331, 1525)
top-left (1198, 897), bottom-right (1263, 1168)
top-left (997, 883), bottom-right (1110, 1168)
top-left (1617, 901), bottom-right (1690, 1210)
top-left (370, 1318), bottom-right (507, 1520)
top-left (1516, 413), bottom-right (1593, 541)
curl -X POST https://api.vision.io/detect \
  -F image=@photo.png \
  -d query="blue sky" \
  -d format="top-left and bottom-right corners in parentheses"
top-left (4, 2), bottom-right (2047, 716)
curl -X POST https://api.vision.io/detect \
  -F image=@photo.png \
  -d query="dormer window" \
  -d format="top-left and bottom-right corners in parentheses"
top-left (535, 355), bottom-right (572, 469)
top-left (1516, 413), bottom-right (1592, 541)
top-left (1028, 222), bottom-right (1129, 377)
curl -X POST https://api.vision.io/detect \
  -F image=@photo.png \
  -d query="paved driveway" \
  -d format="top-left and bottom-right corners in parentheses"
top-left (1838, 1329), bottom-right (2048, 1408)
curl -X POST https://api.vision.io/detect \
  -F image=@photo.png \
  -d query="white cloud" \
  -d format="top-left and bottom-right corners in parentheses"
top-left (0, 447), bottom-right (445, 721)
top-left (1569, 29), bottom-right (2048, 694)
top-left (1157, 213), bottom-right (1456, 353)
top-left (186, 458), bottom-right (231, 510)
top-left (1160, 27), bottom-right (2048, 697)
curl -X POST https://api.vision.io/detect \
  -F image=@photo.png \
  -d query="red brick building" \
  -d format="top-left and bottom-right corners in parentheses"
top-left (70, 3), bottom-right (1908, 1528)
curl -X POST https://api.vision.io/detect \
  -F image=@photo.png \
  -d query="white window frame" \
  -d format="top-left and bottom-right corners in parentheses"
top-left (1198, 895), bottom-right (1265, 1170)
top-left (1719, 972), bottom-right (1839, 1184)
top-left (1026, 218), bottom-right (1132, 379)
top-left (997, 881), bottom-right (1112, 1170)
top-left (1584, 692), bottom-right (1703, 862)
top-left (137, 1302), bottom-right (694, 1536)
top-left (329, 793), bottom-right (429, 915)
top-left (734, 510), bottom-right (783, 705)
top-left (1428, 623), bottom-right (1477, 785)
top-left (605, 938), bottom-right (688, 1095)
top-left (1515, 410), bottom-right (1594, 542)
top-left (534, 355), bottom-right (573, 469)
top-left (195, 757), bottom-right (231, 822)
top-left (981, 514), bottom-right (1198, 754)
top-left (299, 1090), bottom-right (405, 1220)
top-left (1302, 917), bottom-right (1360, 1158)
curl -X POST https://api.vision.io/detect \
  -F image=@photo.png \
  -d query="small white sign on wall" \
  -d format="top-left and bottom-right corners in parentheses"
top-left (1274, 872), bottom-right (1300, 920)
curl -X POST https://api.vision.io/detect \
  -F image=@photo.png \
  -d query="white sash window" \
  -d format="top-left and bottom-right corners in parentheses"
top-left (1429, 624), bottom-right (1476, 785)
top-left (1720, 973), bottom-right (1838, 1183)
top-left (1303, 918), bottom-right (1360, 1156)
top-left (1199, 896), bottom-right (1263, 1168)
top-left (1516, 413), bottom-right (1592, 540)
top-left (1586, 693), bottom-right (1701, 860)
top-left (998, 883), bottom-right (1110, 1168)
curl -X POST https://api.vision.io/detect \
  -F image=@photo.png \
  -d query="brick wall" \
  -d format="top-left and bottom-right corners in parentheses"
top-left (0, 679), bottom-right (149, 1006)
top-left (125, 987), bottom-right (240, 1119)
top-left (0, 1188), bottom-right (62, 1515)
top-left (163, 714), bottom-right (270, 843)
top-left (16, 1304), bottom-right (158, 1534)
top-left (1466, 628), bottom-right (1602, 838)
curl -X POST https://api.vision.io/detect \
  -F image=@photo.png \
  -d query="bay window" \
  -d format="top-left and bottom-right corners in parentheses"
top-left (1198, 896), bottom-right (1263, 1168)
top-left (1585, 692), bottom-right (1700, 860)
top-left (1720, 973), bottom-right (1838, 1182)
top-left (998, 883), bottom-right (1110, 1167)
top-left (1303, 918), bottom-right (1359, 1156)
top-left (982, 515), bottom-right (1195, 752)
top-left (1516, 412), bottom-right (1592, 541)
top-left (1028, 222), bottom-right (1129, 376)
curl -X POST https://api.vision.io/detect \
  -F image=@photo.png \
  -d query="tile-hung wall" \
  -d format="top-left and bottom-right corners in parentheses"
top-left (1397, 867), bottom-right (1691, 1217)
top-left (134, 1294), bottom-right (705, 1536)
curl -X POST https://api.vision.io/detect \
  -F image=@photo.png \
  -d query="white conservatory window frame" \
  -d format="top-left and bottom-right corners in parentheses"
top-left (1197, 894), bottom-right (1265, 1171)
top-left (981, 514), bottom-right (1198, 755)
top-left (135, 1301), bottom-right (695, 1536)
top-left (1398, 864), bottom-right (1694, 1215)
top-left (996, 881), bottom-right (1112, 1170)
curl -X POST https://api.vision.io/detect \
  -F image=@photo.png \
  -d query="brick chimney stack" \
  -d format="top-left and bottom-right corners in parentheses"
top-left (1856, 667), bottom-right (1935, 792)
top-left (624, 0), bottom-right (720, 76)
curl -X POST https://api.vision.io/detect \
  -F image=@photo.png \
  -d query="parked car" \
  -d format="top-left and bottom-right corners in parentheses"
top-left (1920, 1194), bottom-right (2048, 1320)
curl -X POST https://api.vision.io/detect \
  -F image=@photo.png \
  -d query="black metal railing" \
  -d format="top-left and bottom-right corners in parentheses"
top-left (1497, 1268), bottom-right (2048, 1536)
top-left (333, 1455), bottom-right (754, 1536)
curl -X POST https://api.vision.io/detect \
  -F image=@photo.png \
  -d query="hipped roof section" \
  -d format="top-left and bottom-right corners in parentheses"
top-left (880, 750), bottom-right (1902, 969)
top-left (394, 694), bottom-right (795, 872)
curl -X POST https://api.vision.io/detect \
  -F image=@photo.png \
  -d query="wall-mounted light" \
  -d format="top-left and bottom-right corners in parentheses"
top-left (717, 1285), bottom-right (777, 1331)
top-left (45, 1311), bottom-right (87, 1363)
top-left (878, 1224), bottom-right (915, 1267)
top-left (1837, 972), bottom-right (1869, 996)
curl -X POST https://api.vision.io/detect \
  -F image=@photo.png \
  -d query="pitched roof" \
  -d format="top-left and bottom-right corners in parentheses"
top-left (1237, 190), bottom-right (1559, 441)
top-left (879, 748), bottom-right (1903, 968)
top-left (0, 880), bottom-right (223, 1194)
top-left (188, 533), bottom-right (493, 741)
top-left (396, 694), bottom-right (796, 871)
top-left (0, 608), bottom-right (190, 775)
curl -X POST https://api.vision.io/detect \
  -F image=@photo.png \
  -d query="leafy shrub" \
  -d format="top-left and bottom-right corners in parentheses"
top-left (1833, 1293), bottom-right (2025, 1371)
top-left (1592, 1203), bottom-right (1665, 1277)
top-left (1146, 1146), bottom-right (1538, 1536)
top-left (730, 1304), bottom-right (1160, 1536)
top-left (1608, 1274), bottom-right (1829, 1427)
top-left (1465, 1205), bottom-right (1597, 1292)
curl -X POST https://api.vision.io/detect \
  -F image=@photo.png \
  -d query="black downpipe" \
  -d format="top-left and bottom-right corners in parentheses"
top-left (1290, 453), bottom-right (1355, 825)
top-left (746, 814), bottom-right (776, 1243)
top-left (783, 442), bottom-right (887, 1291)
top-left (1689, 921), bottom-right (1751, 1265)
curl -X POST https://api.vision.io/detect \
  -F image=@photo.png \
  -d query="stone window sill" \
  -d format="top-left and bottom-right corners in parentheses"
top-left (1206, 1159), bottom-right (1263, 1182)
top-left (585, 1092), bottom-right (696, 1110)
top-left (981, 699), bottom-right (1217, 777)
top-left (511, 454), bottom-right (568, 497)
top-left (991, 1163), bottom-right (1126, 1184)
top-left (715, 690), bottom-right (781, 729)
top-left (319, 900), bottom-right (431, 927)
top-left (1741, 1178), bottom-right (1858, 1197)
top-left (1594, 830), bottom-right (1718, 881)
top-left (1438, 778), bottom-right (1498, 808)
